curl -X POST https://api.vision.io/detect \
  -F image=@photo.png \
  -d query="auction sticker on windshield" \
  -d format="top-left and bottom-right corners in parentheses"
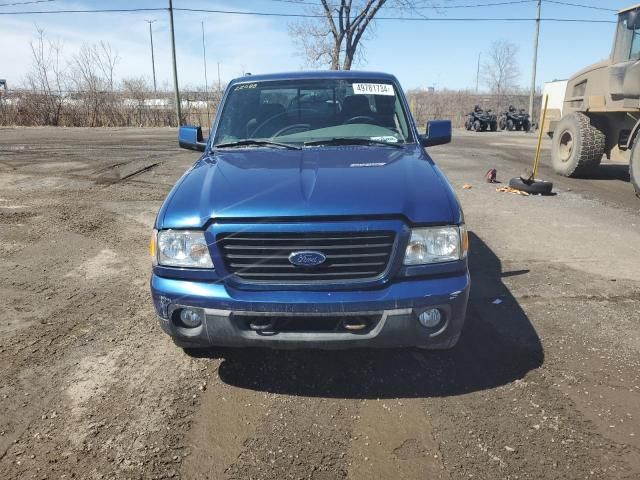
top-left (352, 83), bottom-right (395, 96)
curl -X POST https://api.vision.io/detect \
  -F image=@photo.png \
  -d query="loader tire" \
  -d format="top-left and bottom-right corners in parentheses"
top-left (551, 112), bottom-right (604, 177)
top-left (631, 141), bottom-right (640, 197)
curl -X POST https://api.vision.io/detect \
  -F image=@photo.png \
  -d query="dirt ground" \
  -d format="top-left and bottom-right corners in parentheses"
top-left (0, 127), bottom-right (639, 480)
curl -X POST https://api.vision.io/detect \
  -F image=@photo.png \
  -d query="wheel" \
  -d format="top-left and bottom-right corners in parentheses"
top-left (551, 112), bottom-right (605, 177)
top-left (473, 120), bottom-right (481, 131)
top-left (509, 177), bottom-right (554, 195)
top-left (515, 123), bottom-right (522, 131)
top-left (465, 116), bottom-right (473, 130)
top-left (499, 118), bottom-right (506, 130)
top-left (507, 119), bottom-right (514, 131)
top-left (490, 121), bottom-right (497, 132)
top-left (631, 140), bottom-right (640, 196)
top-left (523, 120), bottom-right (531, 132)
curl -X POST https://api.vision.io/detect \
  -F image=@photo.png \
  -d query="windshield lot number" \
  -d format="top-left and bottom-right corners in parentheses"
top-left (352, 83), bottom-right (395, 96)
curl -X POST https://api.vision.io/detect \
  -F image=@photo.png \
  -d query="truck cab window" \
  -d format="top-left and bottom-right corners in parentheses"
top-left (613, 14), bottom-right (634, 63)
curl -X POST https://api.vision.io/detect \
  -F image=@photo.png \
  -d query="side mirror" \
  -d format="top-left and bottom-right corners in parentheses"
top-left (420, 120), bottom-right (451, 147)
top-left (178, 125), bottom-right (207, 152)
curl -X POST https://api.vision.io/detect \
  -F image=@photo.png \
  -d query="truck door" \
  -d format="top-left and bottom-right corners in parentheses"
top-left (610, 8), bottom-right (640, 100)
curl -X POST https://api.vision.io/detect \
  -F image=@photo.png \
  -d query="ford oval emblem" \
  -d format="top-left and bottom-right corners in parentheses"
top-left (288, 250), bottom-right (326, 267)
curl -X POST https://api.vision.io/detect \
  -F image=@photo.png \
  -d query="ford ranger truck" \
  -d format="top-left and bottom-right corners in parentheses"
top-left (150, 71), bottom-right (469, 350)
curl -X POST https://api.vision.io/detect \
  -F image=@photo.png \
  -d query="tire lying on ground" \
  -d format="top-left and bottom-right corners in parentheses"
top-left (509, 177), bottom-right (554, 195)
top-left (551, 112), bottom-right (605, 177)
top-left (631, 140), bottom-right (640, 196)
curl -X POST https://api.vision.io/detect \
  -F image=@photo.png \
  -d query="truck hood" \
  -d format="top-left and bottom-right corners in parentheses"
top-left (158, 145), bottom-right (458, 228)
top-left (570, 59), bottom-right (609, 82)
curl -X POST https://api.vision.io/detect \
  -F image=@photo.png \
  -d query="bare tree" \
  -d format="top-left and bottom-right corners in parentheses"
top-left (24, 28), bottom-right (68, 125)
top-left (481, 40), bottom-right (520, 97)
top-left (289, 1), bottom-right (429, 70)
top-left (69, 42), bottom-right (120, 126)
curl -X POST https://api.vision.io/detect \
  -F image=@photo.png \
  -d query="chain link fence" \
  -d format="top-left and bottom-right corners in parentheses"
top-left (0, 89), bottom-right (223, 128)
top-left (0, 88), bottom-right (540, 130)
top-left (406, 90), bottom-right (542, 129)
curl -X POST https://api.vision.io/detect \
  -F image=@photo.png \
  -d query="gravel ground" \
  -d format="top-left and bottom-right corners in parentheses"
top-left (0, 127), bottom-right (638, 479)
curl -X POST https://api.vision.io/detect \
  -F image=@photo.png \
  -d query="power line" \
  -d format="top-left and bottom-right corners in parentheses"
top-left (0, 0), bottom-right (56, 6)
top-left (175, 8), bottom-right (618, 23)
top-left (543, 0), bottom-right (617, 12)
top-left (426, 0), bottom-right (535, 8)
top-left (0, 5), bottom-right (617, 22)
top-left (262, 0), bottom-right (537, 7)
top-left (0, 7), bottom-right (167, 14)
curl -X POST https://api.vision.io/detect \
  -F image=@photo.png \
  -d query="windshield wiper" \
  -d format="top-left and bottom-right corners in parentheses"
top-left (304, 137), bottom-right (404, 149)
top-left (214, 139), bottom-right (301, 150)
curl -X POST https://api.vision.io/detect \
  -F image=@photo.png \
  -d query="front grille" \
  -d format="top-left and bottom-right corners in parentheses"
top-left (217, 231), bottom-right (396, 283)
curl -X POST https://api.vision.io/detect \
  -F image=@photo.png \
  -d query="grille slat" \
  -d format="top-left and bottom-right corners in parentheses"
top-left (226, 252), bottom-right (389, 260)
top-left (225, 235), bottom-right (392, 242)
top-left (236, 271), bottom-right (381, 278)
top-left (222, 243), bottom-right (394, 250)
top-left (229, 262), bottom-right (386, 269)
top-left (218, 231), bottom-right (395, 284)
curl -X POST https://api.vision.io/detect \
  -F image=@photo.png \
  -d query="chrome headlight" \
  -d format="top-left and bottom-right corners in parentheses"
top-left (403, 225), bottom-right (468, 265)
top-left (155, 230), bottom-right (213, 268)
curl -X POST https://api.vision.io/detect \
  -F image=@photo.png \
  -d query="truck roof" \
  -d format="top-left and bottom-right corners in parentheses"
top-left (619, 4), bottom-right (640, 14)
top-left (228, 70), bottom-right (398, 86)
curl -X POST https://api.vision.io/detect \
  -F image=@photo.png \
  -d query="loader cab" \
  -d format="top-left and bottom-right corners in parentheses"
top-left (611, 6), bottom-right (640, 64)
top-left (607, 6), bottom-right (640, 101)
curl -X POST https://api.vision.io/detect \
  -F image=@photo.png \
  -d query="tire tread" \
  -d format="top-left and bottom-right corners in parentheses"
top-left (553, 112), bottom-right (605, 177)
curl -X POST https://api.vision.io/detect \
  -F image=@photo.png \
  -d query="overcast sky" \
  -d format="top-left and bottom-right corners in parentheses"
top-left (0, 0), bottom-right (631, 92)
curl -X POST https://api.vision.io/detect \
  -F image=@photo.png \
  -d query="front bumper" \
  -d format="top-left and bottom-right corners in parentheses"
top-left (150, 272), bottom-right (470, 349)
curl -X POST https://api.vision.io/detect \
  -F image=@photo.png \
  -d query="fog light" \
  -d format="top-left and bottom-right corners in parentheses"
top-left (178, 308), bottom-right (203, 328)
top-left (417, 308), bottom-right (442, 328)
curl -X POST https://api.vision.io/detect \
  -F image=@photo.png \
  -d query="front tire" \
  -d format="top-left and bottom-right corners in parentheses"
top-left (490, 121), bottom-right (498, 132)
top-left (507, 119), bottom-right (514, 131)
top-left (551, 112), bottom-right (605, 177)
top-left (523, 120), bottom-right (531, 132)
top-left (631, 140), bottom-right (640, 196)
top-left (473, 120), bottom-right (481, 132)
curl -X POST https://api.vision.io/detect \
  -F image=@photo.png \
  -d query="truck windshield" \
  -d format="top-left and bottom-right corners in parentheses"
top-left (213, 78), bottom-right (413, 148)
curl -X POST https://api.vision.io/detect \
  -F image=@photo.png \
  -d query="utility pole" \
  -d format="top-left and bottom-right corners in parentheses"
top-left (145, 19), bottom-right (157, 93)
top-left (217, 62), bottom-right (221, 93)
top-left (528, 0), bottom-right (541, 126)
top-left (168, 0), bottom-right (182, 126)
top-left (475, 52), bottom-right (481, 93)
top-left (201, 22), bottom-right (209, 91)
top-left (201, 21), bottom-right (211, 127)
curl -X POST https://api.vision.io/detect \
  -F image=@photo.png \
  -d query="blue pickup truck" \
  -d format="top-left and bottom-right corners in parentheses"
top-left (150, 71), bottom-right (469, 351)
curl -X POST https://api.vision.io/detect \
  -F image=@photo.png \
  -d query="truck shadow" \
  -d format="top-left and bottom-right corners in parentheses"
top-left (214, 233), bottom-right (543, 398)
top-left (581, 164), bottom-right (630, 182)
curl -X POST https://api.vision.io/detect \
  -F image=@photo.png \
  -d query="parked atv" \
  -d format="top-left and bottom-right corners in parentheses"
top-left (465, 106), bottom-right (498, 132)
top-left (499, 105), bottom-right (531, 132)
